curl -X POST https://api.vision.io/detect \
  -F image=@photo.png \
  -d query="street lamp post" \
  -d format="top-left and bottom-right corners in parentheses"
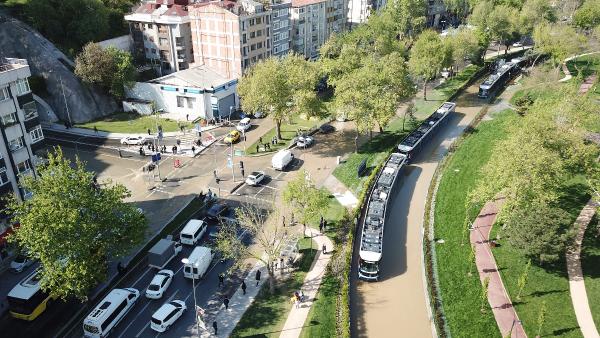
top-left (181, 258), bottom-right (201, 337)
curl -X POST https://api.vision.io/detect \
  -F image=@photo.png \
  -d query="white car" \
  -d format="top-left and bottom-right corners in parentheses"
top-left (245, 171), bottom-right (266, 186)
top-left (297, 135), bottom-right (314, 148)
top-left (145, 269), bottom-right (174, 299)
top-left (236, 117), bottom-right (251, 132)
top-left (150, 300), bottom-right (187, 333)
top-left (10, 254), bottom-right (34, 273)
top-left (120, 136), bottom-right (147, 145)
top-left (512, 42), bottom-right (523, 47)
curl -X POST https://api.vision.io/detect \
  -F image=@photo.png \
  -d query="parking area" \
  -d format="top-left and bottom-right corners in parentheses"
top-left (235, 168), bottom-right (290, 204)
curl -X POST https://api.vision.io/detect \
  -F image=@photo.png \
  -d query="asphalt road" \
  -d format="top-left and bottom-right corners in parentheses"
top-left (350, 81), bottom-right (487, 337)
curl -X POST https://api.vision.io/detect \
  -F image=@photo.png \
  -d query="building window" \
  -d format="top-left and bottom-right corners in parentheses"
top-left (159, 38), bottom-right (168, 46)
top-left (299, 8), bottom-right (305, 13)
top-left (15, 79), bottom-right (30, 96)
top-left (280, 20), bottom-right (289, 28)
top-left (1, 112), bottom-right (17, 126)
top-left (177, 96), bottom-right (185, 108)
top-left (242, 33), bottom-right (247, 44)
top-left (0, 168), bottom-right (8, 186)
top-left (249, 18), bottom-right (255, 26)
top-left (274, 45), bottom-right (280, 54)
top-left (16, 159), bottom-right (31, 175)
top-left (273, 21), bottom-right (280, 30)
top-left (23, 102), bottom-right (38, 121)
top-left (257, 42), bottom-right (262, 49)
top-left (257, 30), bottom-right (262, 37)
top-left (250, 31), bottom-right (255, 39)
top-left (0, 87), bottom-right (9, 101)
top-left (279, 8), bottom-right (288, 16)
top-left (256, 17), bottom-right (262, 25)
top-left (250, 44), bottom-right (256, 51)
top-left (187, 97), bottom-right (195, 109)
top-left (9, 136), bottom-right (25, 152)
top-left (30, 125), bottom-right (43, 143)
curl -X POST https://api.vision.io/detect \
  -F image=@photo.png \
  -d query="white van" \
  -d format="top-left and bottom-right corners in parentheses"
top-left (83, 288), bottom-right (139, 338)
top-left (272, 150), bottom-right (294, 171)
top-left (236, 117), bottom-right (251, 132)
top-left (180, 219), bottom-right (206, 245)
top-left (183, 246), bottom-right (214, 279)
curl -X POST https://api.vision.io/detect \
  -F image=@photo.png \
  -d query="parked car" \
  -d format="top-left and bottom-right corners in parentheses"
top-left (245, 171), bottom-right (266, 186)
top-left (297, 135), bottom-right (314, 148)
top-left (120, 136), bottom-right (147, 145)
top-left (253, 111), bottom-right (264, 118)
top-left (236, 118), bottom-right (251, 132)
top-left (319, 124), bottom-right (335, 134)
top-left (150, 300), bottom-right (187, 332)
top-left (207, 202), bottom-right (229, 220)
top-left (223, 130), bottom-right (240, 144)
top-left (512, 41), bottom-right (523, 47)
top-left (145, 269), bottom-right (174, 299)
top-left (10, 254), bottom-right (34, 273)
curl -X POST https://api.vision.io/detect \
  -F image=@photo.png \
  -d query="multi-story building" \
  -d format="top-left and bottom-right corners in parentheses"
top-left (325, 0), bottom-right (346, 35)
top-left (0, 58), bottom-right (46, 237)
top-left (270, 1), bottom-right (292, 57)
top-left (125, 0), bottom-right (195, 75)
top-left (290, 0), bottom-right (328, 59)
top-left (346, 0), bottom-right (386, 27)
top-left (189, 0), bottom-right (272, 79)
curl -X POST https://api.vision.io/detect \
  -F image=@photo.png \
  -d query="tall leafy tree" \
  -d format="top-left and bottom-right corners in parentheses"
top-left (517, 0), bottom-right (557, 35)
top-left (573, 0), bottom-right (600, 29)
top-left (487, 5), bottom-right (520, 53)
top-left (385, 0), bottom-right (427, 39)
top-left (409, 30), bottom-right (453, 100)
top-left (7, 149), bottom-right (147, 300)
top-left (75, 43), bottom-right (136, 99)
top-left (532, 23), bottom-right (587, 68)
top-left (448, 28), bottom-right (482, 70)
top-left (283, 170), bottom-right (329, 230)
top-left (238, 54), bottom-right (320, 140)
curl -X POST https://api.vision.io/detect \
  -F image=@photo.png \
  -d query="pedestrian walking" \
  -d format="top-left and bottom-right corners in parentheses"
top-left (255, 269), bottom-right (261, 286)
top-left (256, 144), bottom-right (259, 153)
top-left (139, 147), bottom-right (145, 156)
top-left (213, 169), bottom-right (218, 179)
top-left (176, 139), bottom-right (181, 146)
top-left (147, 128), bottom-right (151, 135)
top-left (282, 215), bottom-right (286, 227)
top-left (322, 244), bottom-right (327, 254)
top-left (191, 145), bottom-right (196, 154)
top-left (241, 281), bottom-right (247, 295)
top-left (280, 257), bottom-right (284, 271)
top-left (323, 220), bottom-right (328, 231)
top-left (212, 321), bottom-right (218, 335)
top-left (151, 144), bottom-right (155, 152)
top-left (186, 113), bottom-right (189, 121)
top-left (94, 126), bottom-right (98, 134)
top-left (224, 297), bottom-right (229, 310)
top-left (180, 125), bottom-right (185, 133)
top-left (218, 273), bottom-right (224, 287)
top-left (259, 136), bottom-right (263, 144)
top-left (294, 295), bottom-right (300, 309)
top-left (162, 145), bottom-right (167, 153)
top-left (291, 212), bottom-right (294, 226)
top-left (319, 222), bottom-right (323, 233)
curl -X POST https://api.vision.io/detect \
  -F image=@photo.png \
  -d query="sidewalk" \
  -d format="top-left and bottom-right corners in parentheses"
top-left (191, 262), bottom-right (268, 338)
top-left (322, 175), bottom-right (358, 209)
top-left (279, 227), bottom-right (334, 338)
top-left (470, 198), bottom-right (527, 338)
top-left (566, 199), bottom-right (599, 338)
top-left (41, 121), bottom-right (223, 139)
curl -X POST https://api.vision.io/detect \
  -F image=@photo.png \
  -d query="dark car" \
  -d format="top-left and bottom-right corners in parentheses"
top-left (207, 202), bottom-right (228, 220)
top-left (319, 124), bottom-right (335, 134)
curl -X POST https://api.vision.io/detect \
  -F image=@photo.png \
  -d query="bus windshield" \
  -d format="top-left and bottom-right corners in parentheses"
top-left (359, 260), bottom-right (378, 273)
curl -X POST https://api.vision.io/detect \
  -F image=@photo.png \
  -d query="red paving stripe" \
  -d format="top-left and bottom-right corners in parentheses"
top-left (470, 198), bottom-right (528, 338)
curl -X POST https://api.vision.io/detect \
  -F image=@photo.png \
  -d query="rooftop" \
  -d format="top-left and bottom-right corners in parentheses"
top-left (151, 65), bottom-right (235, 89)
top-left (291, 0), bottom-right (326, 7)
top-left (191, 0), bottom-right (265, 16)
top-left (0, 58), bottom-right (28, 74)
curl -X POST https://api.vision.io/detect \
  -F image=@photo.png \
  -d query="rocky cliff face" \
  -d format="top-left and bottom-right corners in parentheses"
top-left (0, 14), bottom-right (118, 123)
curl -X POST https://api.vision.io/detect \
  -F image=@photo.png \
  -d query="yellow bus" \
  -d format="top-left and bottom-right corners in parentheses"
top-left (7, 269), bottom-right (56, 321)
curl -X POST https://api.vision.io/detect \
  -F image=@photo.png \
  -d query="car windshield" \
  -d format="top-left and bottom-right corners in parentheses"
top-left (151, 317), bottom-right (162, 325)
top-left (14, 255), bottom-right (26, 263)
top-left (148, 284), bottom-right (160, 291)
top-left (158, 272), bottom-right (169, 278)
top-left (170, 301), bottom-right (182, 308)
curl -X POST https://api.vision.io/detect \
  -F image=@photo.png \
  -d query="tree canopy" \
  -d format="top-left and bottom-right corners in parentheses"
top-left (75, 43), bottom-right (137, 99)
top-left (283, 170), bottom-right (329, 227)
top-left (408, 30), bottom-right (452, 100)
top-left (573, 0), bottom-right (600, 29)
top-left (7, 149), bottom-right (147, 300)
top-left (532, 23), bottom-right (587, 68)
top-left (237, 54), bottom-right (320, 140)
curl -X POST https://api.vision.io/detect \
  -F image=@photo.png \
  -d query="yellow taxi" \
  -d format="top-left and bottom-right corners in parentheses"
top-left (223, 130), bottom-right (241, 144)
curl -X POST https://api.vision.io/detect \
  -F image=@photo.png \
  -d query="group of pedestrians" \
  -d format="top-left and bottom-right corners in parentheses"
top-left (290, 290), bottom-right (305, 309)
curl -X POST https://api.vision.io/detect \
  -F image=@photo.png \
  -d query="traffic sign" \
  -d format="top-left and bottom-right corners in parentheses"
top-left (234, 149), bottom-right (244, 156)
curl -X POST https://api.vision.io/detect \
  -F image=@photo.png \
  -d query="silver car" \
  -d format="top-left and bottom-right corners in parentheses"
top-left (245, 171), bottom-right (266, 186)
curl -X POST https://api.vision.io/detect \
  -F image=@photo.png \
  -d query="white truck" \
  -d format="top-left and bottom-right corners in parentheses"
top-left (271, 150), bottom-right (294, 171)
top-left (148, 237), bottom-right (182, 269)
top-left (183, 246), bottom-right (214, 279)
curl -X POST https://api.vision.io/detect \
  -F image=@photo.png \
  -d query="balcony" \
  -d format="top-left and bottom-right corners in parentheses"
top-left (0, 113), bottom-right (18, 127)
top-left (23, 102), bottom-right (38, 121)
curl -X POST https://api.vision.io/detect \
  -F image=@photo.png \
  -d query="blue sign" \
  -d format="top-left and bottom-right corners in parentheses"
top-left (152, 153), bottom-right (161, 162)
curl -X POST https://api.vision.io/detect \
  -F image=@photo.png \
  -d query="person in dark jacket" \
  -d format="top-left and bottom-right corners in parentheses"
top-left (224, 297), bottom-right (229, 310)
top-left (241, 281), bottom-right (247, 295)
top-left (255, 269), bottom-right (261, 286)
top-left (212, 321), bottom-right (218, 335)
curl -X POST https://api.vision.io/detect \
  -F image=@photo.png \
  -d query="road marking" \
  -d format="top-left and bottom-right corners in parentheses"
top-left (118, 300), bottom-right (152, 338)
top-left (133, 267), bottom-right (153, 288)
top-left (135, 322), bottom-right (151, 338)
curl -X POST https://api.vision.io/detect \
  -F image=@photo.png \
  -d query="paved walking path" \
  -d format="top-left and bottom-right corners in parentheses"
top-left (279, 227), bottom-right (334, 338)
top-left (322, 175), bottom-right (358, 209)
top-left (470, 198), bottom-right (527, 338)
top-left (560, 51), bottom-right (600, 82)
top-left (190, 261), bottom-right (268, 338)
top-left (579, 75), bottom-right (598, 95)
top-left (42, 121), bottom-right (223, 139)
top-left (566, 199), bottom-right (600, 338)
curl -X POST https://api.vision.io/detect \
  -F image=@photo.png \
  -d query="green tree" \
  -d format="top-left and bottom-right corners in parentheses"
top-left (7, 148), bottom-right (147, 300)
top-left (448, 28), bottom-right (482, 70)
top-left (573, 0), bottom-right (600, 29)
top-left (75, 43), bottom-right (136, 99)
top-left (409, 30), bottom-right (453, 100)
top-left (469, 0), bottom-right (496, 44)
top-left (488, 5), bottom-right (520, 53)
top-left (216, 204), bottom-right (290, 293)
top-left (283, 170), bottom-right (329, 231)
top-left (517, 0), bottom-right (557, 35)
top-left (385, 0), bottom-right (427, 39)
top-left (537, 301), bottom-right (547, 336)
top-left (26, 0), bottom-right (110, 51)
top-left (238, 54), bottom-right (319, 140)
top-left (532, 23), bottom-right (586, 68)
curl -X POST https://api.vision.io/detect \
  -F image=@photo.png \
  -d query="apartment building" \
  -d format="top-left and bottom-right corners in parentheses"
top-left (270, 1), bottom-right (292, 57)
top-left (189, 0), bottom-right (272, 79)
top-left (290, 0), bottom-right (328, 59)
top-left (325, 0), bottom-right (346, 36)
top-left (0, 59), bottom-right (46, 221)
top-left (125, 0), bottom-right (195, 75)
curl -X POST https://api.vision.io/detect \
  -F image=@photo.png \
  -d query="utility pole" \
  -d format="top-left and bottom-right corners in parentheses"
top-left (230, 143), bottom-right (235, 182)
top-left (59, 76), bottom-right (72, 126)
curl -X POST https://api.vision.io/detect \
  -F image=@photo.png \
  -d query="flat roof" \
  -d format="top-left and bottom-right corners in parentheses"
top-left (0, 58), bottom-right (28, 74)
top-left (151, 65), bottom-right (235, 89)
top-left (292, 0), bottom-right (326, 7)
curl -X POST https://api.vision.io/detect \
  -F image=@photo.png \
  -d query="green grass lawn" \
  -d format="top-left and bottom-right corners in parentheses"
top-left (231, 237), bottom-right (317, 337)
top-left (566, 54), bottom-right (600, 100)
top-left (580, 216), bottom-right (600, 330)
top-left (246, 117), bottom-right (321, 155)
top-left (433, 110), bottom-right (518, 338)
top-left (76, 112), bottom-right (192, 134)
